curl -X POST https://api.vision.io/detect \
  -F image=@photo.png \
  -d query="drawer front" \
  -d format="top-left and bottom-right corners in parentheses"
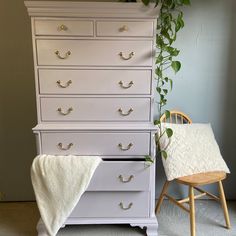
top-left (87, 161), bottom-right (150, 191)
top-left (36, 40), bottom-right (153, 66)
top-left (41, 132), bottom-right (150, 156)
top-left (34, 19), bottom-right (94, 36)
top-left (70, 192), bottom-right (149, 218)
top-left (40, 97), bottom-right (150, 122)
top-left (39, 69), bottom-right (151, 95)
top-left (96, 21), bottom-right (154, 37)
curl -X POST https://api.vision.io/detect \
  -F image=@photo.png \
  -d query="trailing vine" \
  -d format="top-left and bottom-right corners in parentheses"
top-left (120, 0), bottom-right (190, 161)
top-left (144, 0), bottom-right (191, 160)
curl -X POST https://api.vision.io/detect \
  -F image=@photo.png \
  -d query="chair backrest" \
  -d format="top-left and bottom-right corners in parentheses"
top-left (160, 110), bottom-right (192, 124)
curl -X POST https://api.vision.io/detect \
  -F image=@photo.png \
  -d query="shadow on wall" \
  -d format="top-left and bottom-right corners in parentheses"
top-left (221, 1), bottom-right (236, 200)
top-left (0, 0), bottom-right (37, 201)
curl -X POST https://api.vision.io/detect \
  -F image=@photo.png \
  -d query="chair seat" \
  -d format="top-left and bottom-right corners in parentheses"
top-left (176, 171), bottom-right (226, 186)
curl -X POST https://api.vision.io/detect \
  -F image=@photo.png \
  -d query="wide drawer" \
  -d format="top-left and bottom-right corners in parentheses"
top-left (41, 132), bottom-right (150, 156)
top-left (87, 161), bottom-right (150, 191)
top-left (38, 69), bottom-right (151, 95)
top-left (40, 97), bottom-right (151, 122)
top-left (96, 21), bottom-right (154, 37)
top-left (70, 192), bottom-right (149, 218)
top-left (36, 40), bottom-right (153, 66)
top-left (34, 19), bottom-right (94, 36)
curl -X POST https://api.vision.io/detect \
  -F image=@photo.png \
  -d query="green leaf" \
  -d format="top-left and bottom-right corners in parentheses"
top-left (163, 89), bottom-right (168, 94)
top-left (156, 87), bottom-right (162, 94)
top-left (164, 77), bottom-right (169, 82)
top-left (156, 54), bottom-right (163, 64)
top-left (171, 61), bottom-right (181, 73)
top-left (183, 0), bottom-right (191, 5)
top-left (144, 155), bottom-right (154, 163)
top-left (155, 67), bottom-right (162, 77)
top-left (169, 78), bottom-right (173, 90)
top-left (161, 29), bottom-right (173, 44)
top-left (164, 0), bottom-right (174, 7)
top-left (165, 110), bottom-right (171, 119)
top-left (170, 48), bottom-right (180, 56)
top-left (166, 128), bottom-right (173, 138)
top-left (154, 119), bottom-right (160, 125)
top-left (141, 0), bottom-right (150, 6)
top-left (161, 150), bottom-right (168, 159)
top-left (177, 12), bottom-right (185, 28)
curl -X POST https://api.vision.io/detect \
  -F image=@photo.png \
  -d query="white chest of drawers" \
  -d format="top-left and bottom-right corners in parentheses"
top-left (25, 2), bottom-right (160, 235)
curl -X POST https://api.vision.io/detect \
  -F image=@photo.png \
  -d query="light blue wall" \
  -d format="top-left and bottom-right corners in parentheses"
top-left (156, 0), bottom-right (236, 199)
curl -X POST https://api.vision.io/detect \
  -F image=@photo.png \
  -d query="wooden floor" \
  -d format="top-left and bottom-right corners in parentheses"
top-left (0, 201), bottom-right (235, 236)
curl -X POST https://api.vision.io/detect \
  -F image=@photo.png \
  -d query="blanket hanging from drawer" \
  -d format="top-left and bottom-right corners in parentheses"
top-left (31, 155), bottom-right (101, 236)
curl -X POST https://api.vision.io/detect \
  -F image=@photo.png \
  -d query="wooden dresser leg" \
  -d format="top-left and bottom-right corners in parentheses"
top-left (218, 181), bottom-right (231, 229)
top-left (155, 181), bottom-right (170, 214)
top-left (189, 186), bottom-right (196, 236)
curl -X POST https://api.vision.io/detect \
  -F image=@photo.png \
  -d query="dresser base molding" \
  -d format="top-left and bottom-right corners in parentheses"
top-left (37, 217), bottom-right (158, 236)
top-left (65, 217), bottom-right (158, 236)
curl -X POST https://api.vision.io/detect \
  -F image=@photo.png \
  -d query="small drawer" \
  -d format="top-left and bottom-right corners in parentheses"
top-left (40, 97), bottom-right (151, 122)
top-left (96, 21), bottom-right (154, 37)
top-left (87, 161), bottom-right (150, 191)
top-left (41, 132), bottom-right (150, 156)
top-left (36, 39), bottom-right (153, 66)
top-left (38, 69), bottom-right (151, 95)
top-left (70, 192), bottom-right (149, 218)
top-left (34, 19), bottom-right (94, 36)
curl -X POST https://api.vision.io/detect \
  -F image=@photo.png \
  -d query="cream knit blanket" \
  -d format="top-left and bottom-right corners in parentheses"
top-left (31, 155), bottom-right (101, 236)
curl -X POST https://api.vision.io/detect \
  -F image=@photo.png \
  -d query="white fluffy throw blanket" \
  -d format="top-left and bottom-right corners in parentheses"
top-left (31, 155), bottom-right (101, 236)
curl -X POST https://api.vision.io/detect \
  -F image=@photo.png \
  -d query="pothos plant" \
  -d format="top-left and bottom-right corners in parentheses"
top-left (121, 0), bottom-right (190, 162)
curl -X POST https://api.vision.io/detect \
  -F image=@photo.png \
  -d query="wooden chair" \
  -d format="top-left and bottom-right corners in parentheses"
top-left (155, 110), bottom-right (230, 236)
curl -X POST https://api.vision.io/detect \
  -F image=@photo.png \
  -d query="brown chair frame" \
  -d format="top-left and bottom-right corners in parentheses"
top-left (155, 110), bottom-right (230, 236)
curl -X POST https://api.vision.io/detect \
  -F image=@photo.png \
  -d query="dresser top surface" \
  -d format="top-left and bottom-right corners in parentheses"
top-left (24, 1), bottom-right (160, 18)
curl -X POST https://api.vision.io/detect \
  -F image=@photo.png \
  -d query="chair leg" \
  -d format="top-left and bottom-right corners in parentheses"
top-left (218, 180), bottom-right (231, 229)
top-left (189, 186), bottom-right (196, 236)
top-left (155, 181), bottom-right (170, 214)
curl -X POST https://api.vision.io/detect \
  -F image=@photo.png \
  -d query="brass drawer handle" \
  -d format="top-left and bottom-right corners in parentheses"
top-left (55, 50), bottom-right (71, 59)
top-left (119, 52), bottom-right (135, 60)
top-left (119, 202), bottom-right (133, 210)
top-left (56, 80), bottom-right (72, 88)
top-left (57, 107), bottom-right (73, 116)
top-left (57, 142), bottom-right (73, 150)
top-left (119, 175), bottom-right (134, 183)
top-left (58, 24), bottom-right (68, 31)
top-left (118, 143), bottom-right (133, 151)
top-left (119, 25), bottom-right (129, 32)
top-left (118, 108), bottom-right (133, 116)
top-left (119, 81), bottom-right (133, 89)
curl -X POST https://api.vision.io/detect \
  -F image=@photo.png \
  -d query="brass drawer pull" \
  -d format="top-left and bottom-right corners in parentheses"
top-left (56, 80), bottom-right (72, 88)
top-left (57, 142), bottom-right (73, 150)
top-left (55, 50), bottom-right (71, 59)
top-left (119, 25), bottom-right (129, 32)
top-left (58, 24), bottom-right (68, 31)
top-left (119, 202), bottom-right (133, 210)
top-left (118, 108), bottom-right (133, 116)
top-left (119, 175), bottom-right (134, 183)
top-left (119, 81), bottom-right (133, 89)
top-left (57, 107), bottom-right (73, 116)
top-left (119, 52), bottom-right (135, 60)
top-left (118, 143), bottom-right (133, 151)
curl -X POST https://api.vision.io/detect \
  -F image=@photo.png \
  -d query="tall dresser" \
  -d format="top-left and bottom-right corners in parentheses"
top-left (25, 2), bottom-right (160, 235)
